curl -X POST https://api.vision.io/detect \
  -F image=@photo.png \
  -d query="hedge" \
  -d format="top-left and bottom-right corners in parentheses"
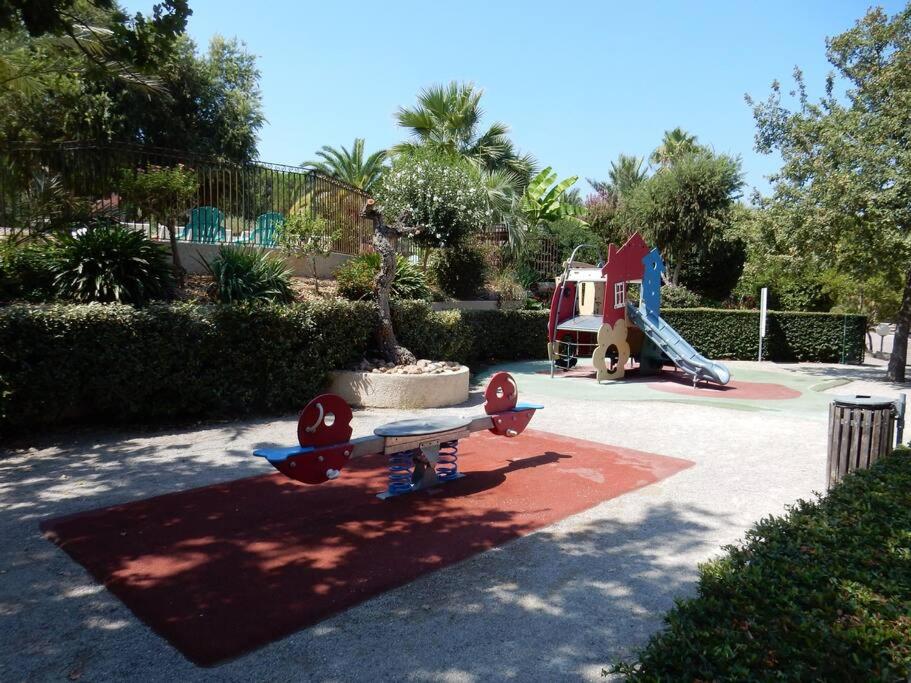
top-left (0, 301), bottom-right (374, 432)
top-left (0, 302), bottom-right (865, 432)
top-left (611, 447), bottom-right (911, 681)
top-left (392, 303), bottom-right (865, 365)
top-left (392, 301), bottom-right (549, 364)
top-left (662, 308), bottom-right (866, 364)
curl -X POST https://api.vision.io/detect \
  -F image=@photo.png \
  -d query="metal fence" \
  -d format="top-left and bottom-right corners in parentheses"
top-left (0, 141), bottom-right (377, 255)
top-left (0, 141), bottom-right (564, 276)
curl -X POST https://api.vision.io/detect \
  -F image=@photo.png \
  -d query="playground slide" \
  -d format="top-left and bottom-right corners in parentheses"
top-left (626, 303), bottom-right (731, 385)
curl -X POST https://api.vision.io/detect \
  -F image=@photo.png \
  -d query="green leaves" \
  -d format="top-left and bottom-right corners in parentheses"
top-left (613, 448), bottom-right (911, 680)
top-left (393, 81), bottom-right (535, 189)
top-left (51, 220), bottom-right (173, 305)
top-left (200, 246), bottom-right (294, 305)
top-left (519, 166), bottom-right (586, 228)
top-left (374, 148), bottom-right (491, 249)
top-left (335, 253), bottom-right (431, 302)
top-left (302, 138), bottom-right (388, 192)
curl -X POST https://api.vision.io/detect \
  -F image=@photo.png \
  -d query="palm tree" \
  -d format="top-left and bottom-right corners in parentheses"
top-left (650, 127), bottom-right (702, 168)
top-left (393, 81), bottom-right (536, 187)
top-left (302, 138), bottom-right (387, 192)
top-left (608, 154), bottom-right (648, 195)
top-left (587, 154), bottom-right (648, 207)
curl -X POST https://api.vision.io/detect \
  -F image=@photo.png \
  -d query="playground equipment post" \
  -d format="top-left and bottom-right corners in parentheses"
top-left (758, 287), bottom-right (768, 362)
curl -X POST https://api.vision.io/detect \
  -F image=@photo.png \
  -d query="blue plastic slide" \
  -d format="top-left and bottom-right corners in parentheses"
top-left (626, 303), bottom-right (731, 385)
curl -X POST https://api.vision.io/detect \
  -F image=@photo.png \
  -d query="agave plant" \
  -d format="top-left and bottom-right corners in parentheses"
top-left (334, 252), bottom-right (430, 301)
top-left (201, 245), bottom-right (294, 304)
top-left (52, 219), bottom-right (173, 304)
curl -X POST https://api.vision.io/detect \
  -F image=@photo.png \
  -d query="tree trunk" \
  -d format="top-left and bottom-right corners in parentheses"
top-left (887, 264), bottom-right (911, 382)
top-left (363, 200), bottom-right (416, 365)
top-left (166, 217), bottom-right (185, 286)
top-left (311, 256), bottom-right (320, 295)
top-left (670, 260), bottom-right (681, 286)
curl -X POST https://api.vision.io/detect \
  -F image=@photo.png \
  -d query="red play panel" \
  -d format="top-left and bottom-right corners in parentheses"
top-left (41, 430), bottom-right (692, 666)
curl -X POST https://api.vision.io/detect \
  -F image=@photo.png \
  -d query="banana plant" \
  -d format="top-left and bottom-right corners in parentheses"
top-left (518, 167), bottom-right (587, 228)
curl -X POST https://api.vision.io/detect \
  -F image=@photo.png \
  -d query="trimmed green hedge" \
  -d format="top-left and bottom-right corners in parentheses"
top-left (393, 303), bottom-right (865, 365)
top-left (662, 308), bottom-right (866, 364)
top-left (392, 301), bottom-right (549, 364)
top-left (0, 301), bottom-right (374, 432)
top-left (611, 447), bottom-right (911, 681)
top-left (0, 301), bottom-right (865, 432)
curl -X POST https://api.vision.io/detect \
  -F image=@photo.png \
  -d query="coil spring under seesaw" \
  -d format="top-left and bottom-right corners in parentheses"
top-left (435, 440), bottom-right (459, 480)
top-left (388, 447), bottom-right (417, 494)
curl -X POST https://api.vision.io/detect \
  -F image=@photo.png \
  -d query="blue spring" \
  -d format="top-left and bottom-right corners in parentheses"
top-left (387, 447), bottom-right (417, 495)
top-left (436, 440), bottom-right (460, 480)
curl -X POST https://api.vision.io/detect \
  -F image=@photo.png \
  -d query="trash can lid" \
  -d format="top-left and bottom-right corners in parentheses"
top-left (832, 394), bottom-right (896, 409)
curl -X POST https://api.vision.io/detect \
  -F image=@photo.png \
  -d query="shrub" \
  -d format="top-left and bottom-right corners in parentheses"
top-left (335, 253), bottom-right (430, 301)
top-left (0, 302), bottom-right (866, 432)
top-left (373, 148), bottom-right (490, 248)
top-left (611, 447), bottom-right (911, 681)
top-left (275, 213), bottom-right (339, 294)
top-left (202, 246), bottom-right (294, 304)
top-left (53, 220), bottom-right (173, 305)
top-left (490, 269), bottom-right (527, 302)
top-left (660, 283), bottom-right (702, 308)
top-left (430, 244), bottom-right (488, 299)
top-left (0, 301), bottom-right (375, 432)
top-left (538, 218), bottom-right (603, 264)
top-left (392, 300), bottom-right (549, 364)
top-left (662, 308), bottom-right (866, 363)
top-left (0, 240), bottom-right (58, 302)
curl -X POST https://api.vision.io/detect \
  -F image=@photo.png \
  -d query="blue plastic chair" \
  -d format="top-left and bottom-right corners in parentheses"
top-left (181, 206), bottom-right (227, 243)
top-left (235, 212), bottom-right (283, 247)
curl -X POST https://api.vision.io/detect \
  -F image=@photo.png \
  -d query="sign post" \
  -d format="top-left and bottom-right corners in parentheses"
top-left (758, 287), bottom-right (768, 362)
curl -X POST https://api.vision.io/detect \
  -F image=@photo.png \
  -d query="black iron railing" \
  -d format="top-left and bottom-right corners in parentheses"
top-left (0, 141), bottom-right (379, 255)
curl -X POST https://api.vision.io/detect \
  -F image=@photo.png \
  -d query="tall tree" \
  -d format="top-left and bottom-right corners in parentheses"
top-left (650, 127), bottom-right (702, 168)
top-left (615, 151), bottom-right (743, 284)
top-left (394, 81), bottom-right (536, 186)
top-left (303, 138), bottom-right (387, 192)
top-left (0, 8), bottom-right (263, 163)
top-left (748, 4), bottom-right (911, 380)
top-left (584, 154), bottom-right (648, 246)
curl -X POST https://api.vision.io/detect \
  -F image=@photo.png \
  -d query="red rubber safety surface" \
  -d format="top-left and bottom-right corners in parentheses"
top-left (538, 368), bottom-right (801, 400)
top-left (646, 375), bottom-right (801, 400)
top-left (40, 430), bottom-right (692, 667)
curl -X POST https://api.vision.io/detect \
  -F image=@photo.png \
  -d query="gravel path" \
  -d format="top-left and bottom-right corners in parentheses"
top-left (0, 361), bottom-right (893, 682)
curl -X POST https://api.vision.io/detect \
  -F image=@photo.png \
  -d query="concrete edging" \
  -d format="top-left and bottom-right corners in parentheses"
top-left (327, 367), bottom-right (470, 408)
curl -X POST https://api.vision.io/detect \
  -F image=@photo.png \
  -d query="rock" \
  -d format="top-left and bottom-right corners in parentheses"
top-left (416, 359), bottom-right (432, 368)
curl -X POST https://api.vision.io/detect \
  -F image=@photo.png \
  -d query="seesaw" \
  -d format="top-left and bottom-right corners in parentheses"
top-left (254, 372), bottom-right (542, 499)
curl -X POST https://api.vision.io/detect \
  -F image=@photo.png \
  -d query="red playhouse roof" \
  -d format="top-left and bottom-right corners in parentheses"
top-left (601, 232), bottom-right (650, 283)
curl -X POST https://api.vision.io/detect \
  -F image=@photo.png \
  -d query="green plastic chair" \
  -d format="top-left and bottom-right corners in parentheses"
top-left (181, 206), bottom-right (227, 243)
top-left (235, 212), bottom-right (283, 247)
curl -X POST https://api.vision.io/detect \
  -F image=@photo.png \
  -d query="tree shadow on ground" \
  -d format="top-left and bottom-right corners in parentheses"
top-left (1, 409), bottom-right (716, 681)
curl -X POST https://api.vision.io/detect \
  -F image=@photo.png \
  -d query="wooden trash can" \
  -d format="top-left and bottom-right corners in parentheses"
top-left (826, 395), bottom-right (899, 489)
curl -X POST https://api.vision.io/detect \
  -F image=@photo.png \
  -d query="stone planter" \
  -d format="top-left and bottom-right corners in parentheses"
top-left (328, 366), bottom-right (470, 409)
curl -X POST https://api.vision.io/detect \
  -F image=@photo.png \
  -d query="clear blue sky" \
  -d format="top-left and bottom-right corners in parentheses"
top-left (126, 0), bottom-right (905, 196)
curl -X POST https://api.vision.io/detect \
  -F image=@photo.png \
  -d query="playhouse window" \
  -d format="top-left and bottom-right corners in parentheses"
top-left (614, 282), bottom-right (626, 308)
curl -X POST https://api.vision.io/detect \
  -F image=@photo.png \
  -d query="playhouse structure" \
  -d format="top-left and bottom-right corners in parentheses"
top-left (547, 232), bottom-right (730, 385)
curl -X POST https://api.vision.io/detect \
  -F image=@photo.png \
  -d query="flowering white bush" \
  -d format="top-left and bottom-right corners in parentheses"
top-left (375, 150), bottom-right (490, 248)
